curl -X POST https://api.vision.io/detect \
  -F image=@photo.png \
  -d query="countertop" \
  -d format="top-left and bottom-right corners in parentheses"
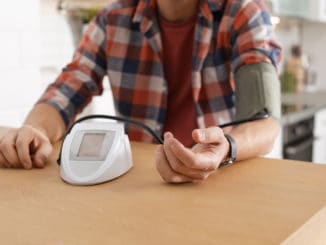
top-left (282, 91), bottom-right (326, 125)
top-left (59, 0), bottom-right (109, 11)
top-left (1, 142), bottom-right (326, 244)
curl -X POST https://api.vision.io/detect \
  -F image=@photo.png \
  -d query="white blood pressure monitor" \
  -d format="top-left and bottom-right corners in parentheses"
top-left (60, 121), bottom-right (132, 185)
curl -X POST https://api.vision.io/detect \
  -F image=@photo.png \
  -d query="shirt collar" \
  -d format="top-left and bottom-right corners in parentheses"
top-left (206, 0), bottom-right (225, 12)
top-left (199, 0), bottom-right (225, 23)
top-left (132, 0), bottom-right (225, 32)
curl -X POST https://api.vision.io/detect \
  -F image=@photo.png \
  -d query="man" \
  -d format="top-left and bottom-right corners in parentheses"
top-left (0, 0), bottom-right (282, 183)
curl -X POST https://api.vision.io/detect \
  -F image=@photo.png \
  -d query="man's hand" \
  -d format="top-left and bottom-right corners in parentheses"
top-left (0, 125), bottom-right (53, 169)
top-left (155, 127), bottom-right (230, 183)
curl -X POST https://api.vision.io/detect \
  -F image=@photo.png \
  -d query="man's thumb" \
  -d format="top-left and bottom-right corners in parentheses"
top-left (192, 127), bottom-right (225, 144)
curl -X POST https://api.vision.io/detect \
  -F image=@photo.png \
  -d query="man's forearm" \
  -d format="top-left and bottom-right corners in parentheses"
top-left (228, 117), bottom-right (280, 161)
top-left (23, 103), bottom-right (66, 143)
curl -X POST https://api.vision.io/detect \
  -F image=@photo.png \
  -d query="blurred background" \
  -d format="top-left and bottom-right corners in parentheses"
top-left (1, 0), bottom-right (326, 162)
top-left (0, 0), bottom-right (114, 128)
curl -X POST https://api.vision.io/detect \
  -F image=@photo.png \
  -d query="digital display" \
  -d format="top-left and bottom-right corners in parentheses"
top-left (77, 133), bottom-right (106, 158)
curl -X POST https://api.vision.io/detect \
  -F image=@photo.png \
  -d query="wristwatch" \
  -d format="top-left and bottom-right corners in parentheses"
top-left (220, 134), bottom-right (237, 167)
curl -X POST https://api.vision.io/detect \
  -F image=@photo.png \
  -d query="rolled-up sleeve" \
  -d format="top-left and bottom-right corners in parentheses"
top-left (229, 0), bottom-right (282, 72)
top-left (37, 9), bottom-right (108, 127)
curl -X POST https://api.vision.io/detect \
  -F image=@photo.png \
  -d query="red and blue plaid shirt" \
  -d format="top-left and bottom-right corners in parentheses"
top-left (38, 0), bottom-right (282, 143)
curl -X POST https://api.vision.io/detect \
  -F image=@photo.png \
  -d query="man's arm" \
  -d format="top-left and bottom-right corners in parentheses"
top-left (24, 103), bottom-right (66, 143)
top-left (225, 117), bottom-right (279, 161)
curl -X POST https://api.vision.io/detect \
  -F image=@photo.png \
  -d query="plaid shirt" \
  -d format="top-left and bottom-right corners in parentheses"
top-left (38, 0), bottom-right (282, 143)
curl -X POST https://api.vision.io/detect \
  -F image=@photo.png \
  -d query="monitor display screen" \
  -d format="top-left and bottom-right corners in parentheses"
top-left (77, 133), bottom-right (106, 158)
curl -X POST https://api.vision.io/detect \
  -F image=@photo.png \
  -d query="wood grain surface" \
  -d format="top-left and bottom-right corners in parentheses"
top-left (1, 142), bottom-right (326, 245)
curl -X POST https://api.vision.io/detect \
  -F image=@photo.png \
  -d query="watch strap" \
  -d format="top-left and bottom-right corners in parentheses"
top-left (220, 134), bottom-right (237, 167)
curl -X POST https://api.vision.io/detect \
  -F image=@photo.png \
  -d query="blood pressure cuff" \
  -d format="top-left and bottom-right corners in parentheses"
top-left (234, 62), bottom-right (281, 121)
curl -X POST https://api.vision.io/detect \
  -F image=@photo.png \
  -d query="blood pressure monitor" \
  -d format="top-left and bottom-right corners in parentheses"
top-left (57, 110), bottom-right (269, 186)
top-left (59, 121), bottom-right (132, 185)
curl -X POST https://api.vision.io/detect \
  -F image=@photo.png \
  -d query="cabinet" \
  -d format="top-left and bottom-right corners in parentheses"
top-left (273, 0), bottom-right (326, 22)
top-left (273, 0), bottom-right (308, 19)
top-left (313, 108), bottom-right (326, 163)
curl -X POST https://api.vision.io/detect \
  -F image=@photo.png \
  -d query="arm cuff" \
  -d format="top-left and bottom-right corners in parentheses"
top-left (234, 62), bottom-right (281, 121)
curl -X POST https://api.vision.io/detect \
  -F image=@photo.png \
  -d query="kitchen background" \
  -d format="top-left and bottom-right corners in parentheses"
top-left (1, 0), bottom-right (326, 162)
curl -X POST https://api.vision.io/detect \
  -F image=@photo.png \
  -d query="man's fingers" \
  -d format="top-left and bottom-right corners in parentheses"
top-left (164, 134), bottom-right (211, 180)
top-left (192, 127), bottom-right (225, 144)
top-left (0, 151), bottom-right (10, 168)
top-left (0, 133), bottom-right (20, 167)
top-left (155, 145), bottom-right (192, 183)
top-left (32, 140), bottom-right (53, 168)
top-left (163, 133), bottom-right (188, 175)
top-left (170, 138), bottom-right (217, 171)
top-left (16, 128), bottom-right (34, 169)
top-left (0, 126), bottom-right (52, 169)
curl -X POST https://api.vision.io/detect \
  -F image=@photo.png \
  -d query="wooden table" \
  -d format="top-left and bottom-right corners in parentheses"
top-left (1, 142), bottom-right (326, 245)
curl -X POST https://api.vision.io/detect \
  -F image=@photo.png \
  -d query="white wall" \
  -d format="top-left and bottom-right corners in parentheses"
top-left (40, 0), bottom-right (75, 92)
top-left (302, 21), bottom-right (326, 90)
top-left (275, 18), bottom-right (326, 90)
top-left (274, 18), bottom-right (301, 73)
top-left (0, 0), bottom-right (114, 128)
top-left (0, 0), bottom-right (41, 127)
